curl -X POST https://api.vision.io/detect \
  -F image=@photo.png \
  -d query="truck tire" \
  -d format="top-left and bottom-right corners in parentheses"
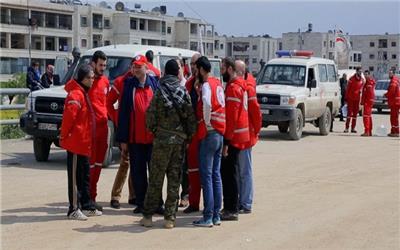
top-left (289, 109), bottom-right (303, 140)
top-left (318, 107), bottom-right (332, 136)
top-left (278, 123), bottom-right (289, 133)
top-left (33, 137), bottom-right (51, 162)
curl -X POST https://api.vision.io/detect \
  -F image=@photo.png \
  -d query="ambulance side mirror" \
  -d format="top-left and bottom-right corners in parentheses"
top-left (307, 79), bottom-right (317, 89)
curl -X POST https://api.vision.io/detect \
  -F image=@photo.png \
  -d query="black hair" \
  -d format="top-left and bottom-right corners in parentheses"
top-left (145, 50), bottom-right (154, 63)
top-left (364, 70), bottom-right (370, 74)
top-left (195, 56), bottom-right (211, 73)
top-left (31, 61), bottom-right (39, 67)
top-left (165, 59), bottom-right (180, 77)
top-left (76, 64), bottom-right (93, 83)
top-left (92, 50), bottom-right (107, 63)
top-left (355, 66), bottom-right (362, 71)
top-left (222, 57), bottom-right (236, 72)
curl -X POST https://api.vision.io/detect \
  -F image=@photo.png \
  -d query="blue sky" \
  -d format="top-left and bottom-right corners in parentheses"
top-left (92, 0), bottom-right (400, 37)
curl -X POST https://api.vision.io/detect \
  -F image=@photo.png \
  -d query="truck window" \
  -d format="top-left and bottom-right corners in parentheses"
top-left (308, 68), bottom-right (315, 85)
top-left (318, 64), bottom-right (328, 82)
top-left (327, 64), bottom-right (337, 82)
top-left (259, 65), bottom-right (306, 86)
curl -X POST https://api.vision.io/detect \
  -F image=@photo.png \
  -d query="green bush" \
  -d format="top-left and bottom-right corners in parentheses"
top-left (0, 73), bottom-right (28, 104)
top-left (0, 125), bottom-right (25, 139)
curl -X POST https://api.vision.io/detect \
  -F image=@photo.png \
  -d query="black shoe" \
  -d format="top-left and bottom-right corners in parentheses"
top-left (133, 206), bottom-right (143, 214)
top-left (93, 202), bottom-right (103, 212)
top-left (239, 208), bottom-right (252, 214)
top-left (128, 198), bottom-right (137, 206)
top-left (351, 130), bottom-right (357, 133)
top-left (220, 211), bottom-right (239, 221)
top-left (183, 206), bottom-right (199, 214)
top-left (155, 206), bottom-right (165, 215)
top-left (110, 200), bottom-right (120, 209)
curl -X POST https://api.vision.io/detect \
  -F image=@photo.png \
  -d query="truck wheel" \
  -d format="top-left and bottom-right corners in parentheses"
top-left (318, 107), bottom-right (332, 136)
top-left (289, 109), bottom-right (303, 140)
top-left (33, 137), bottom-right (51, 162)
top-left (278, 123), bottom-right (289, 133)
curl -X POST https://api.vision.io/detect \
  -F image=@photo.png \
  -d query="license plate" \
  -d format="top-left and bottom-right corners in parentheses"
top-left (38, 123), bottom-right (58, 131)
top-left (261, 109), bottom-right (270, 115)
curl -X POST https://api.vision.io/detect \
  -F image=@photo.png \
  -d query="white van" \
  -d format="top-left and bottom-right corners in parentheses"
top-left (256, 51), bottom-right (341, 140)
top-left (20, 45), bottom-right (221, 166)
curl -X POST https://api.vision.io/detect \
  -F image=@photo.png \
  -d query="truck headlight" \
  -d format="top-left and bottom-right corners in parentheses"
top-left (280, 95), bottom-right (296, 105)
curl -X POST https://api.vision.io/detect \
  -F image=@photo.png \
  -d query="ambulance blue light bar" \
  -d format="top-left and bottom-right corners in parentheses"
top-left (276, 50), bottom-right (314, 57)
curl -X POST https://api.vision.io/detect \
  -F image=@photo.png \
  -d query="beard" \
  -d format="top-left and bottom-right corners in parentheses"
top-left (222, 72), bottom-right (230, 83)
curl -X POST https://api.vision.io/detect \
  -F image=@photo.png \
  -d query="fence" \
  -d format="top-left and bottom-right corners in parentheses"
top-left (0, 88), bottom-right (30, 125)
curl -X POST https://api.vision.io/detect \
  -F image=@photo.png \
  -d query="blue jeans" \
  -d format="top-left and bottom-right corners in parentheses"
top-left (199, 131), bottom-right (223, 221)
top-left (238, 148), bottom-right (253, 210)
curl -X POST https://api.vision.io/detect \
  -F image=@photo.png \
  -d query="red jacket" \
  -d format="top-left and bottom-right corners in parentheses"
top-left (361, 77), bottom-right (376, 106)
top-left (147, 63), bottom-right (161, 78)
top-left (242, 74), bottom-right (261, 148)
top-left (225, 77), bottom-right (250, 149)
top-left (345, 75), bottom-right (363, 101)
top-left (106, 71), bottom-right (132, 126)
top-left (385, 75), bottom-right (400, 108)
top-left (197, 77), bottom-right (226, 140)
top-left (60, 80), bottom-right (95, 157)
top-left (89, 75), bottom-right (109, 127)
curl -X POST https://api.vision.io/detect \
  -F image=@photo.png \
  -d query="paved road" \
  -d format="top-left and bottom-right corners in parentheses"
top-left (1, 112), bottom-right (399, 250)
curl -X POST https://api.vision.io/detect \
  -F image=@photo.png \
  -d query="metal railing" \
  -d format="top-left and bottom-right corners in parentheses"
top-left (0, 88), bottom-right (30, 125)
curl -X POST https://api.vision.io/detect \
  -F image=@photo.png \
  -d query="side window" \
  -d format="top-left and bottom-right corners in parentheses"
top-left (318, 64), bottom-right (328, 82)
top-left (327, 64), bottom-right (337, 82)
top-left (307, 67), bottom-right (315, 85)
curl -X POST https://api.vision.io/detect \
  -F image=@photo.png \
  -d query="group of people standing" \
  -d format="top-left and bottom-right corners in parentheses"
top-left (339, 67), bottom-right (399, 137)
top-left (60, 49), bottom-right (261, 229)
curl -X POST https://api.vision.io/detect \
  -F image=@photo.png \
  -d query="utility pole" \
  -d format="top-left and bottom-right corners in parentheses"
top-left (27, 0), bottom-right (32, 65)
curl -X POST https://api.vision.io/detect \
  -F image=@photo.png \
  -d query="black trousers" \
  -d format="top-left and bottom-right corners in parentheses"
top-left (67, 151), bottom-right (93, 212)
top-left (221, 145), bottom-right (240, 213)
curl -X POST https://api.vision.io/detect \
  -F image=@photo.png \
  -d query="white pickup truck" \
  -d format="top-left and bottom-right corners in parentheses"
top-left (256, 50), bottom-right (341, 140)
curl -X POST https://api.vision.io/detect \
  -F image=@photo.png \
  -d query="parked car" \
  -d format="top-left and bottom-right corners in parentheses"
top-left (373, 79), bottom-right (390, 113)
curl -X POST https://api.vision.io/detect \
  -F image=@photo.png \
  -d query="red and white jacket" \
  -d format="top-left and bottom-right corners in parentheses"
top-left (361, 77), bottom-right (376, 106)
top-left (60, 79), bottom-right (95, 157)
top-left (197, 77), bottom-right (226, 140)
top-left (385, 75), bottom-right (400, 108)
top-left (345, 75), bottom-right (363, 102)
top-left (89, 75), bottom-right (110, 128)
top-left (242, 73), bottom-right (261, 149)
top-left (225, 77), bottom-right (250, 149)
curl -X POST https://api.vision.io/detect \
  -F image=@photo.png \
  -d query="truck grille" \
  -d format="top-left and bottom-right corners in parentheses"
top-left (257, 94), bottom-right (280, 105)
top-left (35, 97), bottom-right (65, 114)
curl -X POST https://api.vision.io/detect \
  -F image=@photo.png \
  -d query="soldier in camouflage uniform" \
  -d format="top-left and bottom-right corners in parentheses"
top-left (140, 59), bottom-right (197, 229)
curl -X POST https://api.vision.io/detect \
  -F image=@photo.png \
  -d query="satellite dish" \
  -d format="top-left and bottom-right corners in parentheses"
top-left (99, 1), bottom-right (107, 8)
top-left (151, 7), bottom-right (160, 12)
top-left (177, 12), bottom-right (184, 17)
top-left (115, 2), bottom-right (124, 11)
top-left (134, 3), bottom-right (141, 9)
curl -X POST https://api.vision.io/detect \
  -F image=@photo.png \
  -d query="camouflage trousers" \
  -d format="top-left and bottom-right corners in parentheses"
top-left (143, 140), bottom-right (185, 220)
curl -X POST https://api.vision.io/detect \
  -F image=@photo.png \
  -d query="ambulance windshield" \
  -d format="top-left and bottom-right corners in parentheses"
top-left (259, 65), bottom-right (306, 86)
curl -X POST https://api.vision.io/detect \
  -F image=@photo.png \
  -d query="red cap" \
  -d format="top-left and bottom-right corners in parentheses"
top-left (133, 55), bottom-right (148, 66)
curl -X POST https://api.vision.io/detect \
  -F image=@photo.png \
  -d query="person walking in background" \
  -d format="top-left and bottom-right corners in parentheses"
top-left (361, 70), bottom-right (376, 137)
top-left (26, 61), bottom-right (43, 91)
top-left (339, 73), bottom-right (348, 121)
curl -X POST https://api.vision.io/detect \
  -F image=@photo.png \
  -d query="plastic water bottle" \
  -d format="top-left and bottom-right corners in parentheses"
top-left (376, 124), bottom-right (387, 137)
top-left (341, 104), bottom-right (348, 118)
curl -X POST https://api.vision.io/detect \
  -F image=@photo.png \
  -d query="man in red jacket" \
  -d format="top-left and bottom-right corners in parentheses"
top-left (384, 69), bottom-right (400, 137)
top-left (88, 50), bottom-right (110, 211)
top-left (145, 50), bottom-right (161, 79)
top-left (235, 60), bottom-right (261, 214)
top-left (344, 67), bottom-right (364, 133)
top-left (361, 70), bottom-right (376, 136)
top-left (107, 62), bottom-right (135, 209)
top-left (220, 57), bottom-right (250, 221)
top-left (61, 65), bottom-right (102, 220)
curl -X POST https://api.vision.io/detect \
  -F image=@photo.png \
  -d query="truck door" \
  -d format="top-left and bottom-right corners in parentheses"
top-left (306, 66), bottom-right (320, 118)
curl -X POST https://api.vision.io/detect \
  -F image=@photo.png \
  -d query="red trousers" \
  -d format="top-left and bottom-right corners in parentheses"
top-left (187, 137), bottom-right (201, 209)
top-left (390, 106), bottom-right (400, 134)
top-left (90, 121), bottom-right (109, 201)
top-left (363, 103), bottom-right (373, 135)
top-left (345, 99), bottom-right (360, 130)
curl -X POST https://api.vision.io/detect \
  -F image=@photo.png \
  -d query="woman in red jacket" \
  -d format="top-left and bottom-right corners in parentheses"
top-left (361, 70), bottom-right (375, 136)
top-left (60, 65), bottom-right (102, 220)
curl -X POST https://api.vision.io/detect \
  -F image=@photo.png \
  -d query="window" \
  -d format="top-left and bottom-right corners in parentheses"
top-left (81, 39), bottom-right (87, 48)
top-left (139, 19), bottom-right (145, 30)
top-left (328, 52), bottom-right (334, 60)
top-left (161, 21), bottom-right (166, 34)
top-left (369, 54), bottom-right (375, 59)
top-left (31, 35), bottom-right (42, 50)
top-left (81, 16), bottom-right (88, 27)
top-left (279, 42), bottom-right (282, 50)
top-left (370, 42), bottom-right (375, 47)
top-left (59, 14), bottom-right (72, 30)
top-left (327, 64), bottom-right (337, 82)
top-left (252, 45), bottom-right (257, 50)
top-left (378, 39), bottom-right (388, 48)
top-left (252, 58), bottom-right (257, 64)
top-left (130, 18), bottom-right (137, 30)
top-left (104, 19), bottom-right (111, 29)
top-left (369, 66), bottom-right (374, 71)
top-left (220, 44), bottom-right (224, 50)
top-left (378, 51), bottom-right (388, 60)
top-left (11, 33), bottom-right (26, 49)
top-left (45, 37), bottom-right (55, 51)
top-left (10, 9), bottom-right (28, 25)
top-left (392, 54), bottom-right (397, 59)
top-left (1, 8), bottom-right (9, 24)
top-left (104, 40), bottom-right (111, 46)
top-left (31, 11), bottom-right (44, 27)
top-left (161, 40), bottom-right (166, 46)
top-left (233, 42), bottom-right (249, 52)
top-left (45, 13), bottom-right (57, 28)
top-left (318, 64), bottom-right (328, 82)
top-left (259, 65), bottom-right (306, 86)
top-left (1, 33), bottom-right (7, 48)
top-left (92, 14), bottom-right (103, 29)
top-left (167, 27), bottom-right (172, 34)
top-left (323, 41), bottom-right (327, 47)
top-left (329, 41), bottom-right (333, 48)
top-left (59, 37), bottom-right (69, 51)
top-left (392, 41), bottom-right (397, 47)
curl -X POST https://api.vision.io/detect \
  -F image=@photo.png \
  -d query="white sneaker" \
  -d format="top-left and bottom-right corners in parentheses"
top-left (68, 209), bottom-right (88, 221)
top-left (82, 209), bottom-right (102, 217)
